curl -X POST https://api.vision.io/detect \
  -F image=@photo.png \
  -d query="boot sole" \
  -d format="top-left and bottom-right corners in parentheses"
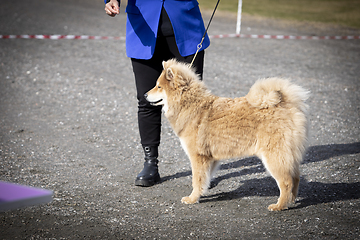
top-left (135, 175), bottom-right (161, 187)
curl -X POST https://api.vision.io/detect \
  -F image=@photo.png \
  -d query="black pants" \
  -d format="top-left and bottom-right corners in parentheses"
top-left (131, 35), bottom-right (204, 147)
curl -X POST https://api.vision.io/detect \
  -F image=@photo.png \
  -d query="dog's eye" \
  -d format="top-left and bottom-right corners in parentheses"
top-left (158, 86), bottom-right (161, 89)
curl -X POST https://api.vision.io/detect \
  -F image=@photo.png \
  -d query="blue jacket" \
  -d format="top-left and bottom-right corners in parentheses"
top-left (106, 0), bottom-right (210, 59)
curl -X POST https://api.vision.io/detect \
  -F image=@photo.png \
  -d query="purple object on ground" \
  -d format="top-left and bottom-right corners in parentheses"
top-left (0, 181), bottom-right (53, 212)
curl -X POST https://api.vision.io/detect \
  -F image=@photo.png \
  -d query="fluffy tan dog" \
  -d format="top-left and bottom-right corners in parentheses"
top-left (145, 59), bottom-right (309, 211)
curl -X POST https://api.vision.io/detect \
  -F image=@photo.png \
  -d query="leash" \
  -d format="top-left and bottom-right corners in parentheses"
top-left (189, 0), bottom-right (221, 68)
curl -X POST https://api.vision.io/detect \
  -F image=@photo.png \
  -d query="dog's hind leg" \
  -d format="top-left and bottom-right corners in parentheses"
top-left (181, 155), bottom-right (212, 204)
top-left (268, 173), bottom-right (293, 211)
top-left (261, 154), bottom-right (294, 211)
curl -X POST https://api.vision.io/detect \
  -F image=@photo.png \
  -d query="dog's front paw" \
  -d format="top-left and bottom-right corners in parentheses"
top-left (181, 196), bottom-right (198, 204)
top-left (268, 203), bottom-right (288, 211)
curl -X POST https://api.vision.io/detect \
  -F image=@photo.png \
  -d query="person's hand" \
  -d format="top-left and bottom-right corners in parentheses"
top-left (105, 0), bottom-right (120, 17)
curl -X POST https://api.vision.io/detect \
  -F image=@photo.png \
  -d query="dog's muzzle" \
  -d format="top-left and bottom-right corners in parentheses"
top-left (144, 93), bottom-right (162, 105)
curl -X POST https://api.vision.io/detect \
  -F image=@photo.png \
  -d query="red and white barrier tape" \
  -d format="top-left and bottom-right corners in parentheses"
top-left (210, 33), bottom-right (360, 40)
top-left (0, 34), bottom-right (359, 40)
top-left (0, 35), bottom-right (126, 40)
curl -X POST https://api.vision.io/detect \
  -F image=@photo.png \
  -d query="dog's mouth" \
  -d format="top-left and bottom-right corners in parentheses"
top-left (149, 99), bottom-right (163, 106)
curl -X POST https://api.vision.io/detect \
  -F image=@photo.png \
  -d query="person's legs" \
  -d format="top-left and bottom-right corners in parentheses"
top-left (132, 34), bottom-right (169, 186)
top-left (131, 58), bottom-right (163, 147)
top-left (131, 47), bottom-right (163, 187)
top-left (132, 34), bottom-right (205, 187)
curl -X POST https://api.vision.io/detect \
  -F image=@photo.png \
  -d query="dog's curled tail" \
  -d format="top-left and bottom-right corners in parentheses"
top-left (246, 77), bottom-right (310, 111)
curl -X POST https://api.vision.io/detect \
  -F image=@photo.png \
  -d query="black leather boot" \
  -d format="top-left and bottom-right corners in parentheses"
top-left (135, 146), bottom-right (161, 187)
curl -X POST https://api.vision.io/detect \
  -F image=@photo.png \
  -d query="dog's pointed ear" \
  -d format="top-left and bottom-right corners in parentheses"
top-left (166, 67), bottom-right (175, 81)
top-left (162, 61), bottom-right (174, 81)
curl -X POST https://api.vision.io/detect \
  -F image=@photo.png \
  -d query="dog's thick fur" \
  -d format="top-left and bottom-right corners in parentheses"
top-left (145, 59), bottom-right (309, 211)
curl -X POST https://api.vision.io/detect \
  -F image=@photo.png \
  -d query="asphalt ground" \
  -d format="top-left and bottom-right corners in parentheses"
top-left (0, 0), bottom-right (359, 239)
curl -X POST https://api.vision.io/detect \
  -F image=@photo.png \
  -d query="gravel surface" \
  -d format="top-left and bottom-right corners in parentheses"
top-left (1, 0), bottom-right (359, 239)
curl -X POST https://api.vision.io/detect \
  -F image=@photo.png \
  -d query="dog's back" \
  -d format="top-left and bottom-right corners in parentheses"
top-left (198, 78), bottom-right (309, 162)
